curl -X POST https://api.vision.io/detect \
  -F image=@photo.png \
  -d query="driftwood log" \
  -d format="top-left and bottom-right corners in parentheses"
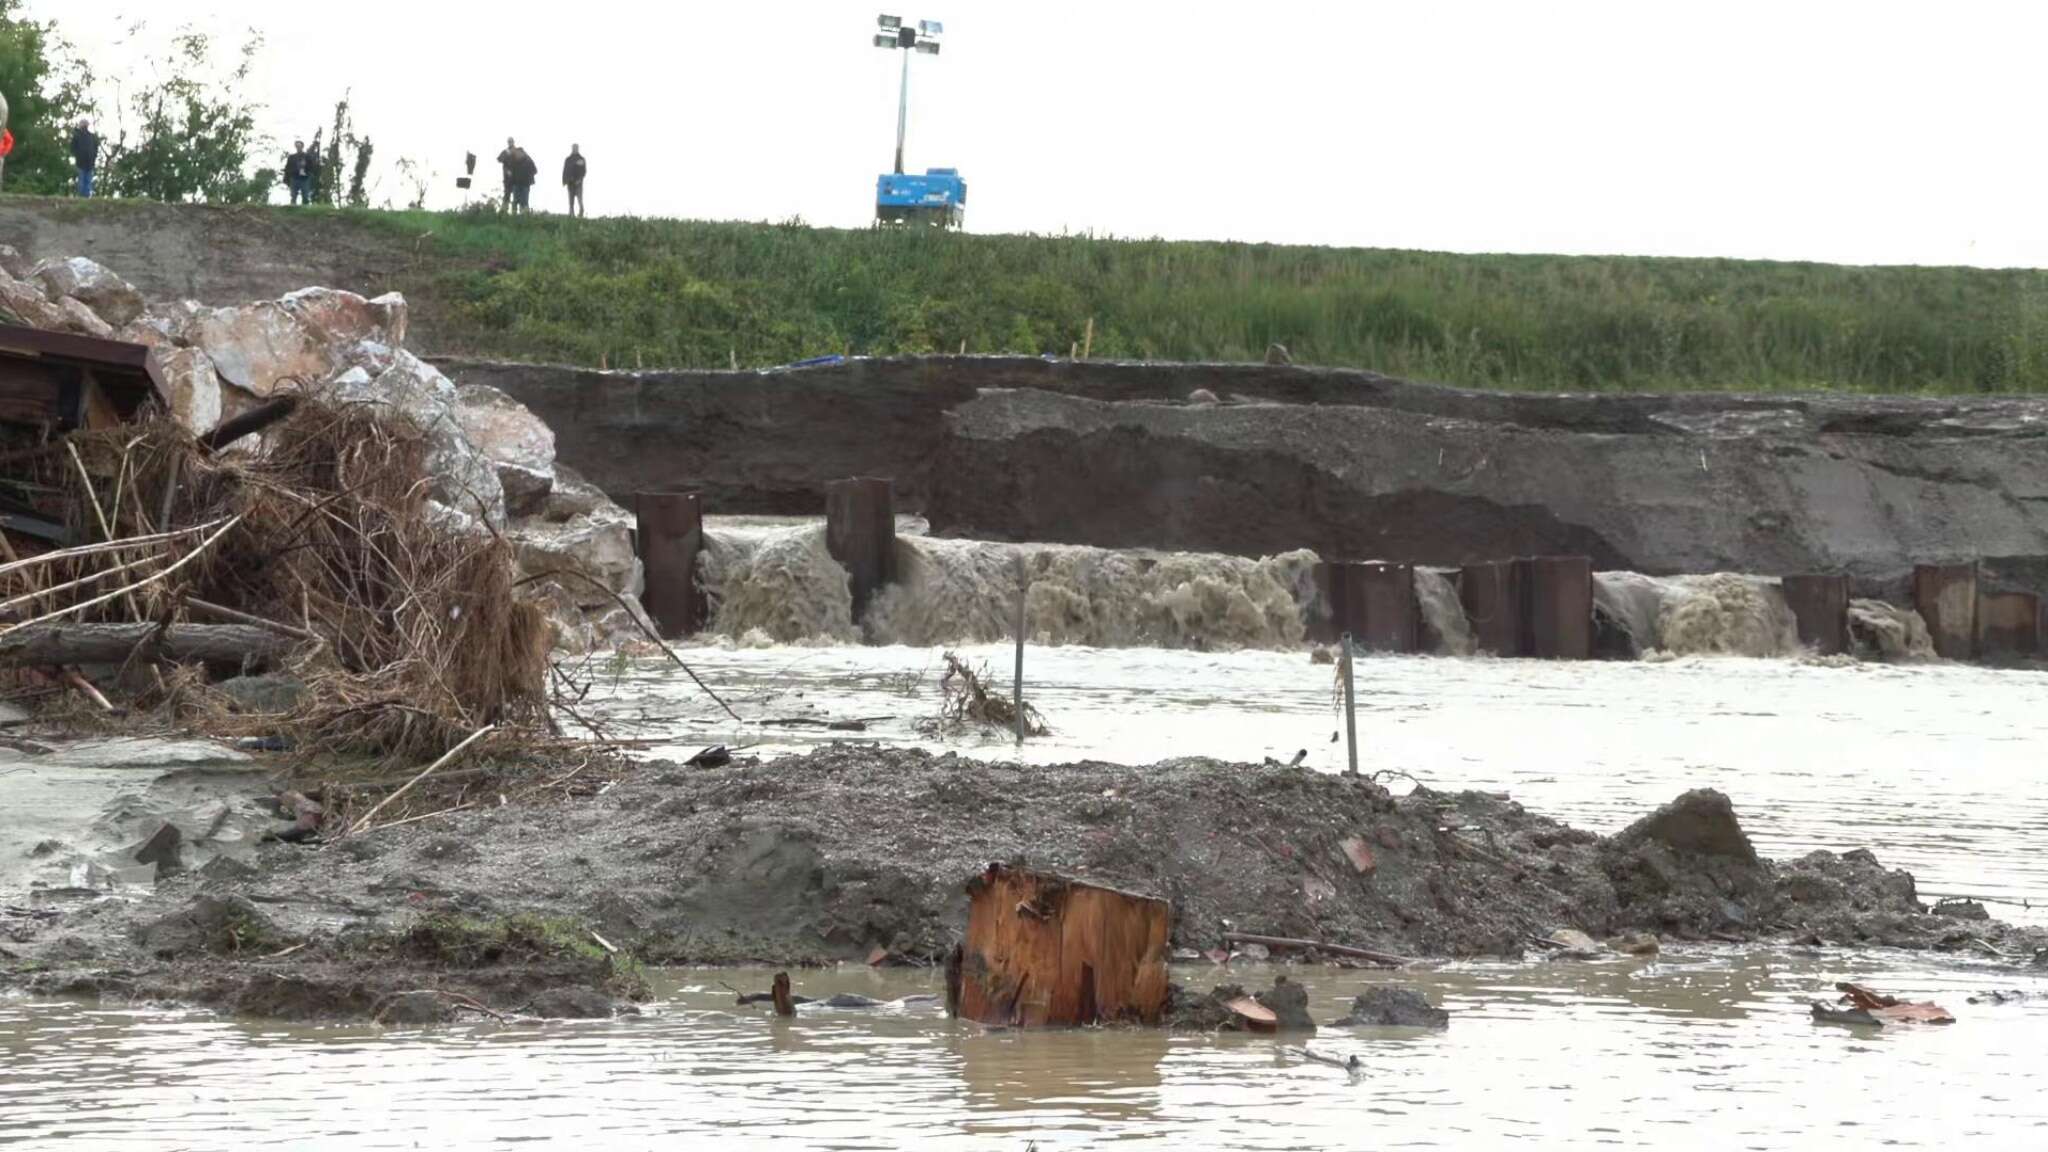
top-left (947, 863), bottom-right (1171, 1027)
top-left (0, 623), bottom-right (300, 667)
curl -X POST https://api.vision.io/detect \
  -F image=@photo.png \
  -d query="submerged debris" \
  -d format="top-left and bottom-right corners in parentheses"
top-left (917, 651), bottom-right (1047, 737)
top-left (1810, 982), bottom-right (1955, 1028)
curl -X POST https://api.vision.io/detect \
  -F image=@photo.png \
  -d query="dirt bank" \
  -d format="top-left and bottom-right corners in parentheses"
top-left (5, 746), bottom-right (2040, 1022)
top-left (441, 356), bottom-right (2048, 605)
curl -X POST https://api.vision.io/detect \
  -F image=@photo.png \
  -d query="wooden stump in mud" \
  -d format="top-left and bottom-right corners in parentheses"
top-left (947, 863), bottom-right (1171, 1027)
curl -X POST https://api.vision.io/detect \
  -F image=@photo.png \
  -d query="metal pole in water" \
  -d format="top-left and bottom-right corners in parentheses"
top-left (1340, 632), bottom-right (1359, 776)
top-left (1014, 557), bottom-right (1028, 744)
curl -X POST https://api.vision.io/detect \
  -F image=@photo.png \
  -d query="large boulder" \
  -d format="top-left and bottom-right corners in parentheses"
top-left (0, 272), bottom-right (66, 329)
top-left (32, 256), bottom-right (147, 328)
top-left (0, 244), bottom-right (33, 280)
top-left (329, 353), bottom-right (506, 525)
top-left (455, 383), bottom-right (557, 516)
top-left (146, 346), bottom-right (225, 434)
top-left (55, 296), bottom-right (114, 338)
top-left (195, 301), bottom-right (334, 399)
top-left (511, 516), bottom-right (642, 606)
top-left (280, 287), bottom-right (406, 348)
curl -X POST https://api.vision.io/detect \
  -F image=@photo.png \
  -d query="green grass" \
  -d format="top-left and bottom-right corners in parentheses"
top-left (137, 200), bottom-right (2048, 392)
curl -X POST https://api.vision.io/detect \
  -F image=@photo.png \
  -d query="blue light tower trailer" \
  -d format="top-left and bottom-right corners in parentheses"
top-left (872, 15), bottom-right (966, 227)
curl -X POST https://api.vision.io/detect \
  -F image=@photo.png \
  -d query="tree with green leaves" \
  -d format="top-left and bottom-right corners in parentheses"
top-left (0, 0), bottom-right (92, 195)
top-left (97, 30), bottom-right (274, 204)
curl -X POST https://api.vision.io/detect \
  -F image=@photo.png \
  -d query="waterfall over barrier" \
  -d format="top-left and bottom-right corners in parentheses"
top-left (690, 518), bottom-right (1930, 660)
top-left (1593, 572), bottom-right (1804, 658)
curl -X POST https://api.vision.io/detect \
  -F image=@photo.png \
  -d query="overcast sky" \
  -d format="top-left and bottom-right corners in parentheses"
top-left (29, 0), bottom-right (2048, 268)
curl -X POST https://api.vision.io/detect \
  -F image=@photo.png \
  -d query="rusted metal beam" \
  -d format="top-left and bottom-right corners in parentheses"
top-left (635, 491), bottom-right (704, 639)
top-left (1780, 574), bottom-right (1851, 655)
top-left (1912, 562), bottom-right (1978, 660)
top-left (825, 477), bottom-right (897, 624)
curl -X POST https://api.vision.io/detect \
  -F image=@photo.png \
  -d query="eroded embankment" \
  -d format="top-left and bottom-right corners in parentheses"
top-left (6, 747), bottom-right (2038, 1022)
top-left (441, 356), bottom-right (2048, 608)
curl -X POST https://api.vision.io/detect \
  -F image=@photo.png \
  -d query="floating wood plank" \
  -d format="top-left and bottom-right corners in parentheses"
top-left (947, 863), bottom-right (1171, 1027)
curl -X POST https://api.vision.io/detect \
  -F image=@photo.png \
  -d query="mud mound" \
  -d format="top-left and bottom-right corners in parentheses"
top-left (1334, 986), bottom-right (1450, 1029)
top-left (1601, 789), bottom-right (1770, 935)
top-left (132, 895), bottom-right (286, 958)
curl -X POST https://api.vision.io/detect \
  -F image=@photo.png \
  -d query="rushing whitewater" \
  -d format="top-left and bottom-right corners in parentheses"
top-left (691, 517), bottom-right (1932, 661)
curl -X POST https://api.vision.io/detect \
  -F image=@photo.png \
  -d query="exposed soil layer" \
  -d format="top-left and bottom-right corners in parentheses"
top-left (440, 356), bottom-right (2048, 602)
top-left (6, 747), bottom-right (2041, 1022)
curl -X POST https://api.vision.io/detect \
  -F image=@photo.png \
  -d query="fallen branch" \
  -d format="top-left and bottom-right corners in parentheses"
top-left (347, 725), bottom-right (496, 835)
top-left (184, 597), bottom-right (321, 643)
top-left (62, 667), bottom-right (113, 712)
top-left (515, 567), bottom-right (743, 722)
top-left (357, 800), bottom-right (477, 835)
top-left (0, 514), bottom-right (244, 639)
top-left (0, 623), bottom-right (298, 668)
top-left (1223, 931), bottom-right (1411, 968)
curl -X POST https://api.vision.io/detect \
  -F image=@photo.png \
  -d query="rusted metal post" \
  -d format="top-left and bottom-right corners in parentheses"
top-left (1976, 590), bottom-right (2040, 660)
top-left (634, 491), bottom-right (703, 638)
top-left (825, 477), bottom-right (897, 624)
top-left (1912, 562), bottom-right (1979, 660)
top-left (1458, 560), bottom-right (1524, 656)
top-left (1780, 574), bottom-right (1851, 655)
top-left (1313, 561), bottom-right (1417, 652)
top-left (1014, 556), bottom-right (1028, 744)
top-left (1518, 556), bottom-right (1593, 659)
top-left (1339, 632), bottom-right (1359, 776)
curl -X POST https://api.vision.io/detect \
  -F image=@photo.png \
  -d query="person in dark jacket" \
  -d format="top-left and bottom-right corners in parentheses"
top-left (510, 146), bottom-right (538, 213)
top-left (70, 122), bottom-right (100, 198)
top-left (497, 138), bottom-right (520, 210)
top-left (562, 145), bottom-right (587, 217)
top-left (284, 141), bottom-right (311, 204)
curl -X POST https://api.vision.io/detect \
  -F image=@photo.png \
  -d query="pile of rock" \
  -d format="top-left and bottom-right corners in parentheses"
top-left (0, 249), bottom-right (648, 651)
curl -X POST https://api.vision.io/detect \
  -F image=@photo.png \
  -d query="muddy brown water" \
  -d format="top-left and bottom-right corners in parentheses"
top-left (6, 648), bottom-right (2046, 1147)
top-left (4, 953), bottom-right (2044, 1148)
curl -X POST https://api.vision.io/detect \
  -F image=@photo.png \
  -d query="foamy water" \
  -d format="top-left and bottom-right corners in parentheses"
top-left (691, 517), bottom-right (1892, 661)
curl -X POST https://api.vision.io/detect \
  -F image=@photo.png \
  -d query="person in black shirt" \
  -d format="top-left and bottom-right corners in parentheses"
top-left (562, 145), bottom-right (587, 217)
top-left (284, 141), bottom-right (310, 204)
top-left (70, 122), bottom-right (100, 198)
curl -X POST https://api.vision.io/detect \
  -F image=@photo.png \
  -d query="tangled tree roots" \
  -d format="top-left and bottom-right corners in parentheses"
top-left (33, 392), bottom-right (548, 759)
top-left (917, 650), bottom-right (1047, 738)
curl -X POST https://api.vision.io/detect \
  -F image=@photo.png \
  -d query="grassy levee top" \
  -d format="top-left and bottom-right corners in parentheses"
top-left (21, 197), bottom-right (2048, 393)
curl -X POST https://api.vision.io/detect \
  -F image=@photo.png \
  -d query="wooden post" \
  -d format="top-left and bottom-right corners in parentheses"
top-left (1912, 562), bottom-right (1978, 660)
top-left (1082, 317), bottom-right (1095, 360)
top-left (1780, 574), bottom-right (1851, 655)
top-left (1517, 556), bottom-right (1593, 659)
top-left (1976, 590), bottom-right (2040, 660)
top-left (825, 477), bottom-right (898, 624)
top-left (635, 491), bottom-right (703, 639)
top-left (948, 863), bottom-right (1172, 1028)
top-left (1458, 560), bottom-right (1524, 656)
